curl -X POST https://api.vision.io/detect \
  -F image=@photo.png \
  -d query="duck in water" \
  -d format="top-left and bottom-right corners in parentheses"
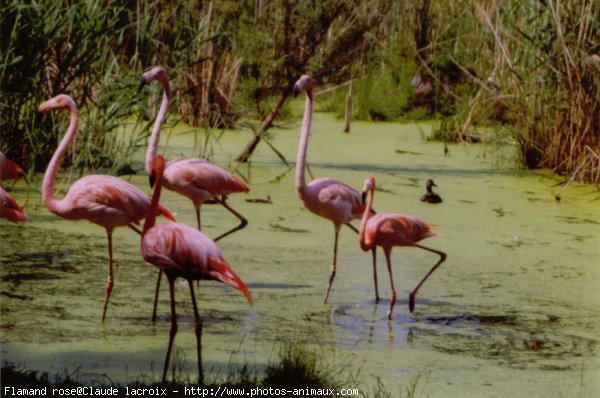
top-left (421, 179), bottom-right (442, 203)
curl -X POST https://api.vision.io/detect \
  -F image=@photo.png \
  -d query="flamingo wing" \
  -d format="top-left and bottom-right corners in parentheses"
top-left (61, 175), bottom-right (173, 226)
top-left (142, 222), bottom-right (252, 303)
top-left (368, 213), bottom-right (437, 247)
top-left (142, 222), bottom-right (214, 275)
top-left (307, 178), bottom-right (364, 222)
top-left (163, 159), bottom-right (248, 204)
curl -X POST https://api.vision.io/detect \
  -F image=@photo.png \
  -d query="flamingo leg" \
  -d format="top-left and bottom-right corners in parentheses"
top-left (162, 276), bottom-right (178, 383)
top-left (372, 248), bottom-right (379, 302)
top-left (344, 222), bottom-right (358, 233)
top-left (345, 222), bottom-right (379, 302)
top-left (152, 270), bottom-right (163, 322)
top-left (213, 196), bottom-right (248, 242)
top-left (191, 205), bottom-right (203, 288)
top-left (101, 230), bottom-right (114, 322)
top-left (383, 248), bottom-right (396, 320)
top-left (128, 223), bottom-right (163, 321)
top-left (195, 205), bottom-right (202, 231)
top-left (128, 224), bottom-right (142, 235)
top-left (408, 244), bottom-right (447, 313)
top-left (188, 280), bottom-right (203, 384)
top-left (323, 226), bottom-right (340, 304)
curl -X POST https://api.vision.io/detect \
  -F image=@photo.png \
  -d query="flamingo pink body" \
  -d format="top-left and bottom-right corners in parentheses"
top-left (0, 186), bottom-right (27, 223)
top-left (142, 221), bottom-right (252, 300)
top-left (293, 74), bottom-right (379, 303)
top-left (38, 94), bottom-right (175, 321)
top-left (142, 154), bottom-right (252, 383)
top-left (0, 151), bottom-right (27, 191)
top-left (298, 177), bottom-right (364, 226)
top-left (359, 176), bottom-right (446, 319)
top-left (0, 151), bottom-right (26, 183)
top-left (45, 174), bottom-right (170, 228)
top-left (359, 213), bottom-right (436, 253)
top-left (161, 158), bottom-right (249, 210)
top-left (141, 66), bottom-right (249, 237)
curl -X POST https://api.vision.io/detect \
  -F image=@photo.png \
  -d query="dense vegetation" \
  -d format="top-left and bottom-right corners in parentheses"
top-left (1, 0), bottom-right (598, 182)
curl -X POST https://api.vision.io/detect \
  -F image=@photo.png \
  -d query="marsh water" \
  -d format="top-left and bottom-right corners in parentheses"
top-left (1, 113), bottom-right (599, 397)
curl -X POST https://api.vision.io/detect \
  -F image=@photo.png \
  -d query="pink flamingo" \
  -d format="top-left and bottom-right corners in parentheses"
top-left (38, 94), bottom-right (175, 321)
top-left (142, 154), bottom-right (252, 383)
top-left (140, 66), bottom-right (250, 321)
top-left (0, 151), bottom-right (27, 189)
top-left (0, 186), bottom-right (27, 223)
top-left (359, 176), bottom-right (447, 319)
top-left (140, 66), bottom-right (249, 238)
top-left (294, 74), bottom-right (379, 303)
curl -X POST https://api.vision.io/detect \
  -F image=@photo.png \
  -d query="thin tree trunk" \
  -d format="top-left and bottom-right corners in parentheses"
top-left (201, 2), bottom-right (214, 121)
top-left (236, 87), bottom-right (292, 162)
top-left (343, 80), bottom-right (353, 133)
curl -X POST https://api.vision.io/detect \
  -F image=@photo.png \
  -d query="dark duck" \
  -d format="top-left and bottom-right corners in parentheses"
top-left (421, 179), bottom-right (442, 203)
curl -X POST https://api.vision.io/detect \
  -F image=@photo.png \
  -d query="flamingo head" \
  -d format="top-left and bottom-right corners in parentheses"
top-left (140, 66), bottom-right (168, 91)
top-left (294, 74), bottom-right (313, 97)
top-left (38, 94), bottom-right (77, 113)
top-left (149, 154), bottom-right (165, 188)
top-left (361, 176), bottom-right (376, 204)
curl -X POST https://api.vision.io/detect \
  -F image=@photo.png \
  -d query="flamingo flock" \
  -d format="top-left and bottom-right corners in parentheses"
top-left (1, 70), bottom-right (447, 383)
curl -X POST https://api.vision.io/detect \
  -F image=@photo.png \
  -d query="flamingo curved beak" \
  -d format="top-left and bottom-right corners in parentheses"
top-left (37, 102), bottom-right (52, 113)
top-left (361, 190), bottom-right (367, 204)
top-left (149, 173), bottom-right (155, 188)
top-left (293, 84), bottom-right (301, 98)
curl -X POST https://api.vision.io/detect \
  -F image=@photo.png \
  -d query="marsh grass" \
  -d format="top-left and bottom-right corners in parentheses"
top-left (263, 340), bottom-right (337, 389)
top-left (1, 341), bottom-right (341, 394)
top-left (1, 2), bottom-right (103, 159)
top-left (426, 0), bottom-right (600, 182)
top-left (2, 357), bottom-right (426, 398)
top-left (1, 338), bottom-right (426, 396)
top-left (327, 0), bottom-right (599, 182)
top-left (364, 373), bottom-right (429, 398)
top-left (0, 1), bottom-right (146, 174)
top-left (3, 0), bottom-right (597, 182)
top-left (0, 1), bottom-right (242, 175)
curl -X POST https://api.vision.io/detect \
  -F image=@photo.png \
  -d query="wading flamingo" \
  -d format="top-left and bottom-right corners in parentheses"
top-left (0, 151), bottom-right (27, 189)
top-left (420, 179), bottom-right (442, 203)
top-left (142, 154), bottom-right (252, 383)
top-left (140, 66), bottom-right (249, 238)
top-left (293, 74), bottom-right (379, 303)
top-left (140, 66), bottom-right (249, 321)
top-left (359, 176), bottom-right (447, 319)
top-left (0, 186), bottom-right (27, 223)
top-left (38, 94), bottom-right (175, 321)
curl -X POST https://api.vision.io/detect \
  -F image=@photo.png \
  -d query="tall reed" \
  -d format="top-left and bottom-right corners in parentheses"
top-left (0, 1), bottom-right (137, 172)
top-left (476, 0), bottom-right (599, 182)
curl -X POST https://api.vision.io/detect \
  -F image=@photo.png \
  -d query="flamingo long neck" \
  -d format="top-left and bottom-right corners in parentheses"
top-left (295, 89), bottom-right (313, 198)
top-left (145, 79), bottom-right (171, 175)
top-left (42, 104), bottom-right (79, 214)
top-left (143, 165), bottom-right (165, 234)
top-left (359, 188), bottom-right (374, 251)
